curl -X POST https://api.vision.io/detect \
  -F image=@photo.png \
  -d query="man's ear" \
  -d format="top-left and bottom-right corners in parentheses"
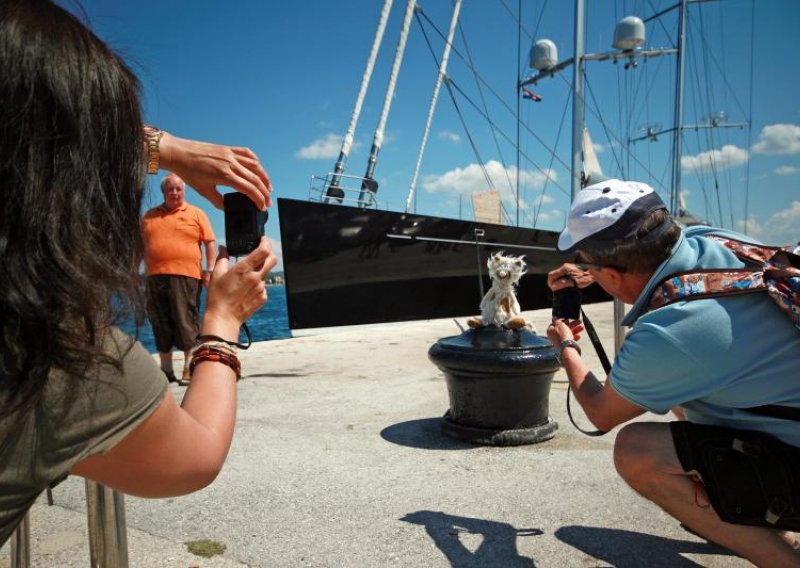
top-left (603, 266), bottom-right (625, 288)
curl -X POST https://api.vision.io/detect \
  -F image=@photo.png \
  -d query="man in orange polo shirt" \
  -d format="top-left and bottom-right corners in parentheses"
top-left (142, 173), bottom-right (217, 385)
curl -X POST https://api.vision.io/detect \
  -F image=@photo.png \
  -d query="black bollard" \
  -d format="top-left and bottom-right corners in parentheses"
top-left (428, 326), bottom-right (560, 446)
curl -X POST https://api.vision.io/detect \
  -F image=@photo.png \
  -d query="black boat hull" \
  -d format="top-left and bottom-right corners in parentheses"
top-left (278, 198), bottom-right (609, 330)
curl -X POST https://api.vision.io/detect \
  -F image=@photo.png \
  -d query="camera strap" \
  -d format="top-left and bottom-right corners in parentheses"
top-left (566, 308), bottom-right (612, 437)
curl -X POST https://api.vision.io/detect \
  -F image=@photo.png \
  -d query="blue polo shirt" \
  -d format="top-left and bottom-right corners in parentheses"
top-left (610, 226), bottom-right (800, 447)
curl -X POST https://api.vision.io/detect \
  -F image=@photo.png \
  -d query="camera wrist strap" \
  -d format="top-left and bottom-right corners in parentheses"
top-left (565, 308), bottom-right (611, 437)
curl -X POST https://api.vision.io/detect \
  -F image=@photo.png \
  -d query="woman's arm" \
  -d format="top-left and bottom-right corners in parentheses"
top-left (155, 130), bottom-right (273, 211)
top-left (71, 239), bottom-right (277, 497)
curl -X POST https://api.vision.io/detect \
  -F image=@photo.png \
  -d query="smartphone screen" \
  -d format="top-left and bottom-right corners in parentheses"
top-left (552, 286), bottom-right (581, 320)
top-left (224, 193), bottom-right (268, 256)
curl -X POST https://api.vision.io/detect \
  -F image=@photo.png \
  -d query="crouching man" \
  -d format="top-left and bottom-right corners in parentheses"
top-left (547, 178), bottom-right (800, 566)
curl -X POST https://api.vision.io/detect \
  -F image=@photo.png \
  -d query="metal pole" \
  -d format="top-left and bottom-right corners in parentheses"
top-left (10, 513), bottom-right (30, 568)
top-left (327, 0), bottom-right (394, 201)
top-left (405, 0), bottom-right (463, 213)
top-left (360, 0), bottom-right (416, 207)
top-left (570, 0), bottom-right (586, 200)
top-left (669, 0), bottom-right (688, 215)
top-left (613, 300), bottom-right (626, 353)
top-left (85, 480), bottom-right (129, 568)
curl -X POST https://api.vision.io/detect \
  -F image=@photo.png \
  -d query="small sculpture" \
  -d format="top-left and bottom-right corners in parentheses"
top-left (468, 252), bottom-right (532, 331)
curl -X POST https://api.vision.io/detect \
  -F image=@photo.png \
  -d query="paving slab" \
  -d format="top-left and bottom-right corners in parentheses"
top-left (1, 302), bottom-right (751, 567)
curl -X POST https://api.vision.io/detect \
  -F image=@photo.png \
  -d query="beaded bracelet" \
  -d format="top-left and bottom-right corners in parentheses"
top-left (196, 340), bottom-right (238, 355)
top-left (189, 344), bottom-right (242, 380)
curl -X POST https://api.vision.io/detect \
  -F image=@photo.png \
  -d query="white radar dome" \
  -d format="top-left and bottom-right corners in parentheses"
top-left (530, 39), bottom-right (558, 70)
top-left (612, 16), bottom-right (645, 51)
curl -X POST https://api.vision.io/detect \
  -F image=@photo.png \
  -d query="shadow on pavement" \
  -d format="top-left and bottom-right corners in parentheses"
top-left (402, 510), bottom-right (541, 567)
top-left (555, 525), bottom-right (734, 568)
top-left (380, 417), bottom-right (475, 450)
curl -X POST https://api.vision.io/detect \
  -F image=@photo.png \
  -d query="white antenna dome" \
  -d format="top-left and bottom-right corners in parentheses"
top-left (613, 16), bottom-right (645, 51)
top-left (530, 39), bottom-right (558, 70)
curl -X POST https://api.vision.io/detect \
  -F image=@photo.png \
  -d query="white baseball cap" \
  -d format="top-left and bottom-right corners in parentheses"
top-left (557, 178), bottom-right (669, 253)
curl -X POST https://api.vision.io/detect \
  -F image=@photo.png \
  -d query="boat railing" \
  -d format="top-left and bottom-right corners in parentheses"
top-left (308, 173), bottom-right (378, 208)
top-left (10, 481), bottom-right (129, 567)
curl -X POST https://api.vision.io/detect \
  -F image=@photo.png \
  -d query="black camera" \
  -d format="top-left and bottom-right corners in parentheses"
top-left (223, 192), bottom-right (268, 257)
top-left (552, 285), bottom-right (582, 320)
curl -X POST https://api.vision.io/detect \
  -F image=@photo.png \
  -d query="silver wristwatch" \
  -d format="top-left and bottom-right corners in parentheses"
top-left (557, 339), bottom-right (582, 361)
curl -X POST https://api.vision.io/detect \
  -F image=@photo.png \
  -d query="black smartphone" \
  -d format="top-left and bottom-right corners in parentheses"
top-left (552, 286), bottom-right (582, 320)
top-left (224, 193), bottom-right (268, 257)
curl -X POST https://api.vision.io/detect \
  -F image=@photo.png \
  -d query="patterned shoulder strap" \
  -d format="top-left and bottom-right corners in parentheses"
top-left (648, 234), bottom-right (800, 331)
top-left (648, 269), bottom-right (765, 312)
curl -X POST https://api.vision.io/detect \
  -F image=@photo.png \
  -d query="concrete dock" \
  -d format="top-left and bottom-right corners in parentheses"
top-left (1, 302), bottom-right (751, 567)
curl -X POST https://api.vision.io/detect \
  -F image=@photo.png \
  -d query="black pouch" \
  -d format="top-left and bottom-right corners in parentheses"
top-left (671, 422), bottom-right (800, 531)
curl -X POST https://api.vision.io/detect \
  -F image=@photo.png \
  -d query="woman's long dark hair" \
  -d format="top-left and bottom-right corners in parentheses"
top-left (0, 0), bottom-right (146, 417)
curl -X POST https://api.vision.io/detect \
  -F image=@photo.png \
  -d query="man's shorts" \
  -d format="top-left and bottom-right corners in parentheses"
top-left (145, 275), bottom-right (202, 352)
top-left (671, 421), bottom-right (800, 530)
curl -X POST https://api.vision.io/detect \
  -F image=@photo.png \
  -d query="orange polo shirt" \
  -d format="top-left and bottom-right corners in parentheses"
top-left (142, 202), bottom-right (215, 279)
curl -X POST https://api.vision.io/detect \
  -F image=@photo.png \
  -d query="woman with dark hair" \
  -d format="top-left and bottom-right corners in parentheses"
top-left (0, 0), bottom-right (276, 545)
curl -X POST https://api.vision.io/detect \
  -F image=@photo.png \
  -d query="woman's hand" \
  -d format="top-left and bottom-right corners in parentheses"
top-left (202, 238), bottom-right (277, 340)
top-left (547, 318), bottom-right (584, 345)
top-left (547, 263), bottom-right (595, 292)
top-left (158, 131), bottom-right (273, 211)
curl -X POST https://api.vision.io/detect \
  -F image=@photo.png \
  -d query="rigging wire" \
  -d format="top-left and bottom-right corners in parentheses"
top-left (584, 73), bottom-right (626, 179)
top-left (414, 8), bottom-right (573, 183)
top-left (516, 0), bottom-right (522, 226)
top-left (688, 10), bottom-right (718, 224)
top-left (697, 8), bottom-right (725, 227)
top-left (448, 77), bottom-right (571, 199)
top-left (743, 0), bottom-right (755, 235)
top-left (534, 89), bottom-right (572, 228)
top-left (443, 79), bottom-right (494, 193)
top-left (555, 69), bottom-right (671, 195)
top-left (456, 16), bottom-right (515, 207)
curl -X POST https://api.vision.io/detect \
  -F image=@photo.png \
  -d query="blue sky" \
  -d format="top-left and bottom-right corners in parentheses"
top-left (69, 0), bottom-right (799, 268)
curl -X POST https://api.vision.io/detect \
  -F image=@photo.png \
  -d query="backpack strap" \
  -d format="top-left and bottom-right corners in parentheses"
top-left (648, 268), bottom-right (766, 312)
top-left (646, 234), bottom-right (800, 422)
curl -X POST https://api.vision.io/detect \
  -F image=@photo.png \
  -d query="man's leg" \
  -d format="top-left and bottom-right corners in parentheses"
top-left (159, 351), bottom-right (174, 375)
top-left (168, 276), bottom-right (201, 384)
top-left (614, 422), bottom-right (800, 567)
top-left (146, 276), bottom-right (178, 382)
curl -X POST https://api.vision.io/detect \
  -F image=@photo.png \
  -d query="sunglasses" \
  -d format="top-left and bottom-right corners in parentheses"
top-left (573, 254), bottom-right (627, 273)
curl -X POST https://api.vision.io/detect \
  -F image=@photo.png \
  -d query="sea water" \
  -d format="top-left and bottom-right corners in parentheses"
top-left (123, 285), bottom-right (291, 353)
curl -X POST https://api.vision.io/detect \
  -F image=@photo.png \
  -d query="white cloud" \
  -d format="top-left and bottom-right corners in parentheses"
top-left (681, 144), bottom-right (748, 173)
top-left (295, 133), bottom-right (344, 160)
top-left (736, 201), bottom-right (800, 246)
top-left (535, 209), bottom-right (561, 223)
top-left (774, 165), bottom-right (798, 176)
top-left (421, 160), bottom-right (556, 196)
top-left (752, 124), bottom-right (800, 155)
top-left (438, 130), bottom-right (461, 144)
top-left (421, 161), bottom-right (560, 222)
top-left (593, 143), bottom-right (606, 154)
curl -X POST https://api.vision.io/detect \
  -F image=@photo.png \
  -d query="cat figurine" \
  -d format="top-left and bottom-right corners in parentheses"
top-left (467, 252), bottom-right (533, 331)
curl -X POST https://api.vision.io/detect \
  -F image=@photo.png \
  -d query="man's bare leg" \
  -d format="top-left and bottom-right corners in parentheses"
top-left (182, 349), bottom-right (192, 382)
top-left (614, 422), bottom-right (800, 567)
top-left (158, 351), bottom-right (173, 374)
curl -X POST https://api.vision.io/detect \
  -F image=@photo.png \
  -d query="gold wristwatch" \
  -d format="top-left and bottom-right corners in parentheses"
top-left (143, 126), bottom-right (164, 175)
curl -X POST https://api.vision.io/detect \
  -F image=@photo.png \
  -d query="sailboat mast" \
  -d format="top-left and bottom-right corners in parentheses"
top-left (326, 0), bottom-right (394, 200)
top-left (405, 0), bottom-right (463, 214)
top-left (359, 0), bottom-right (417, 206)
top-left (669, 0), bottom-right (688, 215)
top-left (570, 0), bottom-right (586, 199)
